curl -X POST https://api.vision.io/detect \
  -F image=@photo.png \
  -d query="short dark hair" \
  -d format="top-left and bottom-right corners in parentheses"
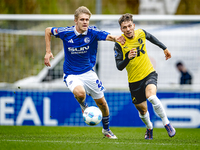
top-left (118, 13), bottom-right (133, 26)
top-left (176, 61), bottom-right (183, 67)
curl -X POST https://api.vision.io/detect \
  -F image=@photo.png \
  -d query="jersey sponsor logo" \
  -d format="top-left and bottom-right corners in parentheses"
top-left (84, 37), bottom-right (90, 43)
top-left (68, 39), bottom-right (74, 43)
top-left (123, 45), bottom-right (128, 49)
top-left (136, 44), bottom-right (145, 57)
top-left (68, 46), bottom-right (89, 54)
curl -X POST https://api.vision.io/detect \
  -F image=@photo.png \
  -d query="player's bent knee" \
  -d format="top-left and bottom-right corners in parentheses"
top-left (74, 91), bottom-right (86, 102)
top-left (73, 86), bottom-right (86, 101)
top-left (139, 110), bottom-right (147, 116)
top-left (145, 84), bottom-right (157, 98)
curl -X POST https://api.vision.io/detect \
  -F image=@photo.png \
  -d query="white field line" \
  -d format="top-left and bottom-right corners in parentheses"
top-left (0, 139), bottom-right (199, 146)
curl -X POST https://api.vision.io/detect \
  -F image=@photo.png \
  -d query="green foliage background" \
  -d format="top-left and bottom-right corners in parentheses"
top-left (0, 0), bottom-right (200, 83)
top-left (0, 0), bottom-right (139, 14)
top-left (0, 0), bottom-right (200, 15)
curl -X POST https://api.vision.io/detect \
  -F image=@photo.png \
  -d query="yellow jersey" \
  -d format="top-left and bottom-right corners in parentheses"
top-left (116, 29), bottom-right (155, 83)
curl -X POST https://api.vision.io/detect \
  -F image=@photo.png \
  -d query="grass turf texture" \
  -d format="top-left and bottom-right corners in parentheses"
top-left (0, 126), bottom-right (199, 150)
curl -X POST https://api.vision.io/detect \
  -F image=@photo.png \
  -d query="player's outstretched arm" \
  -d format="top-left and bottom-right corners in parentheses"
top-left (44, 27), bottom-right (54, 67)
top-left (106, 34), bottom-right (125, 45)
top-left (164, 48), bottom-right (171, 60)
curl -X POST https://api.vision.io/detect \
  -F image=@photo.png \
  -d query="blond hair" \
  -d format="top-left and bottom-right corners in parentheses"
top-left (74, 6), bottom-right (92, 20)
top-left (118, 13), bottom-right (133, 26)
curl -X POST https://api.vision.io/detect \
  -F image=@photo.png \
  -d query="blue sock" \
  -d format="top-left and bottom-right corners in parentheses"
top-left (102, 115), bottom-right (110, 130)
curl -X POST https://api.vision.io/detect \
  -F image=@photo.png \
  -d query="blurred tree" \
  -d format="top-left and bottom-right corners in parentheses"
top-left (176, 0), bottom-right (200, 14)
top-left (0, 0), bottom-right (200, 14)
top-left (102, 0), bottom-right (139, 14)
top-left (0, 0), bottom-right (95, 14)
top-left (0, 0), bottom-right (138, 14)
top-left (0, 0), bottom-right (40, 14)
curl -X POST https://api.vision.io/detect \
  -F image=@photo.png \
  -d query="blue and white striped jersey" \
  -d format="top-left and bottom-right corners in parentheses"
top-left (51, 26), bottom-right (109, 76)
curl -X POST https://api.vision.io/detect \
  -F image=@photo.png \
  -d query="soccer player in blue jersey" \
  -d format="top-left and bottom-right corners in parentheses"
top-left (44, 6), bottom-right (125, 139)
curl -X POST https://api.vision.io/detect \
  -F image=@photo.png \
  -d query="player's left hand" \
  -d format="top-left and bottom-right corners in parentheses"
top-left (115, 36), bottom-right (126, 45)
top-left (164, 49), bottom-right (171, 60)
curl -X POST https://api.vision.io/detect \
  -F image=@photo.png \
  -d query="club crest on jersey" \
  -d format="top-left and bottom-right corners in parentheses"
top-left (84, 37), bottom-right (90, 43)
top-left (138, 38), bottom-right (143, 44)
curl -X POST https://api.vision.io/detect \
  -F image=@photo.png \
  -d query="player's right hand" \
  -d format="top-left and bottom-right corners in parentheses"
top-left (44, 52), bottom-right (54, 67)
top-left (128, 48), bottom-right (137, 59)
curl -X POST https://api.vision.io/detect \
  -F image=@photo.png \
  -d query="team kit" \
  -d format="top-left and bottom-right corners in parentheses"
top-left (44, 6), bottom-right (176, 140)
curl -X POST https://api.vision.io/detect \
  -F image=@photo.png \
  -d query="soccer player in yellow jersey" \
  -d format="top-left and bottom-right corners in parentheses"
top-left (114, 13), bottom-right (176, 139)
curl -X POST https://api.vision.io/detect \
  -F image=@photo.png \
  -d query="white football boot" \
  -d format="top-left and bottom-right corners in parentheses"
top-left (102, 129), bottom-right (118, 139)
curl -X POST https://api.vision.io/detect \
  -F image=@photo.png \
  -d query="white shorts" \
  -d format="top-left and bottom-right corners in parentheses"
top-left (63, 70), bottom-right (105, 99)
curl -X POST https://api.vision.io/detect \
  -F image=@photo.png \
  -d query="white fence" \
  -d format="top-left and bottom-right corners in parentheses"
top-left (0, 15), bottom-right (200, 91)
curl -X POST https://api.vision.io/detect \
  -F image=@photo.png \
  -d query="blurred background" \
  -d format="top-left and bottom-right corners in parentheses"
top-left (0, 0), bottom-right (200, 128)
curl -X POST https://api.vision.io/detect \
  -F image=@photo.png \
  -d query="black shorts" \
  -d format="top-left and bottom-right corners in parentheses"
top-left (129, 71), bottom-right (158, 104)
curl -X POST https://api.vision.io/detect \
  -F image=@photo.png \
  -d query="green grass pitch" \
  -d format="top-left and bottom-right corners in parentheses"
top-left (0, 126), bottom-right (199, 150)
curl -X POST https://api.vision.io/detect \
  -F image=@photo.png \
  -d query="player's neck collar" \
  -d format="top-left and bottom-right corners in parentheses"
top-left (74, 26), bottom-right (88, 36)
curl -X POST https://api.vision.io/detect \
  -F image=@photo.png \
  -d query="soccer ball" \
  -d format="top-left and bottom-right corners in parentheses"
top-left (83, 106), bottom-right (102, 126)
